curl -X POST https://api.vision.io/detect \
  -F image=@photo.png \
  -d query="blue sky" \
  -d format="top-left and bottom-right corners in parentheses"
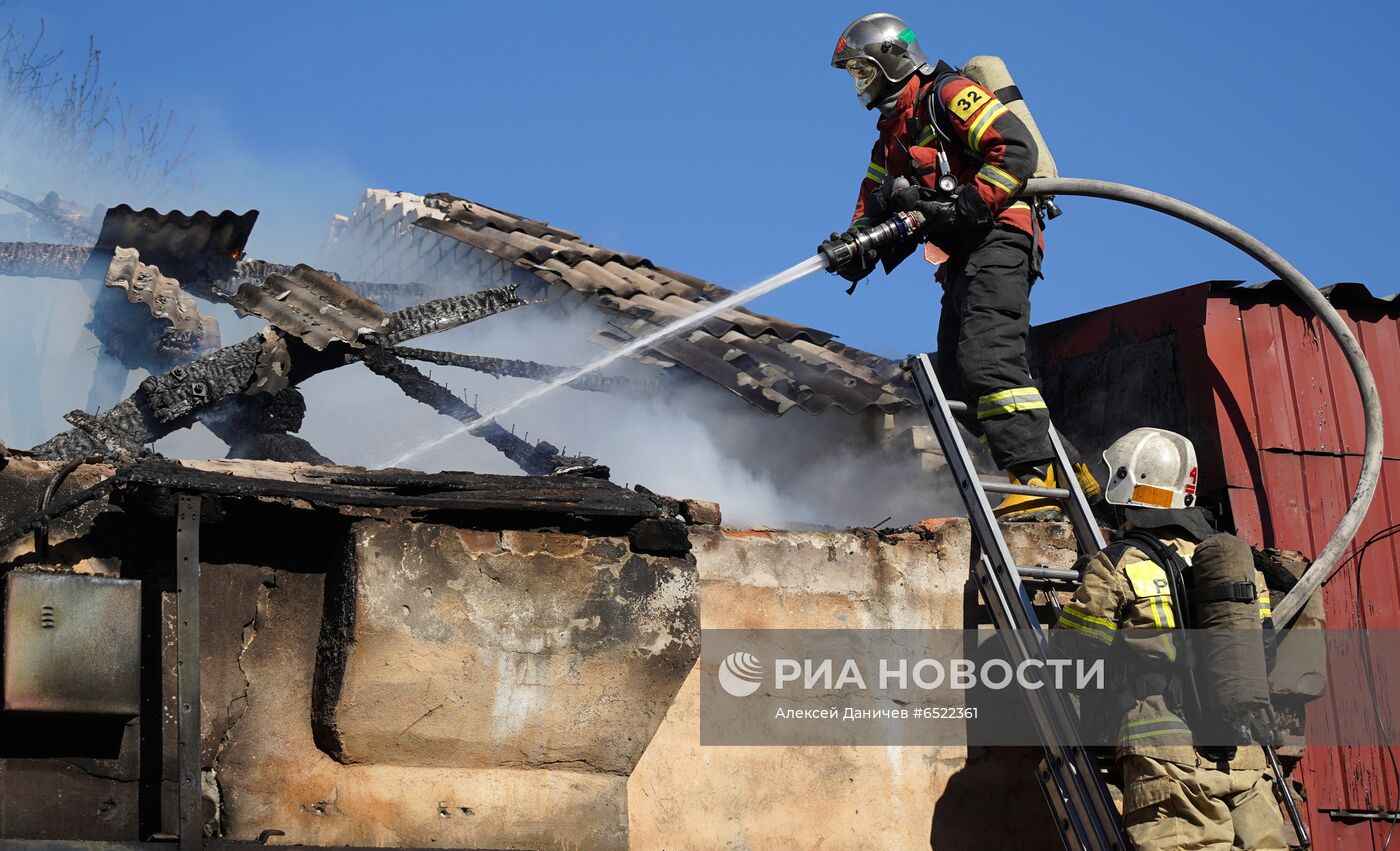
top-left (8, 0), bottom-right (1397, 358)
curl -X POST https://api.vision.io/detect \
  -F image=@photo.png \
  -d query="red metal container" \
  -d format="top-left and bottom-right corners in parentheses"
top-left (1030, 280), bottom-right (1400, 850)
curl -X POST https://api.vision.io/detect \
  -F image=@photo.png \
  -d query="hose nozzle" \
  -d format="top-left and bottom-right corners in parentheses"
top-left (820, 210), bottom-right (926, 273)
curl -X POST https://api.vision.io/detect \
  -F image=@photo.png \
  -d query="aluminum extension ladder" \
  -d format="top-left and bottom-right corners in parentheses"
top-left (904, 353), bottom-right (1130, 851)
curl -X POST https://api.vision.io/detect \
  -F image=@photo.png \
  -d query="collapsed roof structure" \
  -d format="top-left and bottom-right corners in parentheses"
top-left (0, 187), bottom-right (949, 486)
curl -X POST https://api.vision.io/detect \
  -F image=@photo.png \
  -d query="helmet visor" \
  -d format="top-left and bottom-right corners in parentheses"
top-left (845, 58), bottom-right (880, 95)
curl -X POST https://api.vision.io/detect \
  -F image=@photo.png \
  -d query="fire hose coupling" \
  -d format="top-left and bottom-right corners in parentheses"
top-left (819, 210), bottom-right (927, 273)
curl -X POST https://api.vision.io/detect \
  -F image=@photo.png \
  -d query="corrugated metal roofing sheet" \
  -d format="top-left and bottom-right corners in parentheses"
top-left (79, 205), bottom-right (261, 299)
top-left (93, 204), bottom-right (258, 258)
top-left (103, 246), bottom-right (220, 345)
top-left (404, 192), bottom-right (911, 416)
top-left (229, 264), bottom-right (391, 351)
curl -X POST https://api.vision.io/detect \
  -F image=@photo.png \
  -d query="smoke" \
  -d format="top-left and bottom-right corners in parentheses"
top-left (295, 301), bottom-right (959, 529)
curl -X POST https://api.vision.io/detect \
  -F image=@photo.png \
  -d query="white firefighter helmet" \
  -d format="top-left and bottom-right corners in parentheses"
top-left (831, 13), bottom-right (931, 108)
top-left (1102, 427), bottom-right (1200, 509)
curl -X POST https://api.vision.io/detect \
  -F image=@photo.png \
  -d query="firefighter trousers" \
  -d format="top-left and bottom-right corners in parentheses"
top-left (1121, 755), bottom-right (1288, 850)
top-left (935, 225), bottom-right (1052, 471)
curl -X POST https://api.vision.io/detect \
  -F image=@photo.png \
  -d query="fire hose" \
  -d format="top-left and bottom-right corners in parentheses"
top-left (823, 177), bottom-right (1382, 629)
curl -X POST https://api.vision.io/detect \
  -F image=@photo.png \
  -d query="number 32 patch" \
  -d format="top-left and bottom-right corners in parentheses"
top-left (948, 84), bottom-right (993, 121)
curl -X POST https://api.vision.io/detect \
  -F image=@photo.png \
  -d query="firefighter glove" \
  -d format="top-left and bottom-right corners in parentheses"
top-left (820, 229), bottom-right (878, 287)
top-left (914, 188), bottom-right (994, 238)
top-left (879, 176), bottom-right (922, 216)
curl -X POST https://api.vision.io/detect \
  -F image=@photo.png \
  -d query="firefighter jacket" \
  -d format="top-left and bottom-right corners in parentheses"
top-left (1052, 532), bottom-right (1274, 770)
top-left (851, 64), bottom-right (1040, 246)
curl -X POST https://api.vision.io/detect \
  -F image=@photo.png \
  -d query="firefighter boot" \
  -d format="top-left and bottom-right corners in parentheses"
top-left (993, 462), bottom-right (1102, 521)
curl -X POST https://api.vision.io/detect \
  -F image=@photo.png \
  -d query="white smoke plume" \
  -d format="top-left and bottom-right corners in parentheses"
top-left (296, 298), bottom-right (960, 529)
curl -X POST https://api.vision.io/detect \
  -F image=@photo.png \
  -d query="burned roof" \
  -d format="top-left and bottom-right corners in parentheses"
top-left (398, 191), bottom-right (913, 416)
top-left (0, 457), bottom-right (687, 559)
top-left (1209, 279), bottom-right (1400, 308)
top-left (114, 458), bottom-right (666, 523)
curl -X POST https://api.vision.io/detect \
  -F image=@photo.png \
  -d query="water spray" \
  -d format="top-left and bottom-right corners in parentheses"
top-left (381, 208), bottom-right (936, 469)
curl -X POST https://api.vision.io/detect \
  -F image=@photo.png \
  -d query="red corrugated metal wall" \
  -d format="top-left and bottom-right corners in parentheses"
top-left (1201, 288), bottom-right (1400, 850)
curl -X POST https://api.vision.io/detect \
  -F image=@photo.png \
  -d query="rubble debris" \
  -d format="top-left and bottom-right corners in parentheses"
top-left (401, 189), bottom-right (913, 417)
top-left (80, 205), bottom-right (260, 297)
top-left (0, 237), bottom-right (448, 313)
top-left (4, 200), bottom-right (667, 475)
top-left (679, 499), bottom-right (722, 526)
top-left (28, 285), bottom-right (581, 475)
top-left (627, 518), bottom-right (692, 556)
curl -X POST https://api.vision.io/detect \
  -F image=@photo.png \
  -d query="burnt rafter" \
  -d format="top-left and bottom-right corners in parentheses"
top-left (393, 346), bottom-right (652, 394)
top-left (377, 288), bottom-right (541, 345)
top-left (0, 241), bottom-right (91, 278)
top-left (358, 346), bottom-right (594, 476)
top-left (0, 238), bottom-right (444, 311)
top-left (28, 286), bottom-right (546, 471)
top-left (0, 188), bottom-right (98, 244)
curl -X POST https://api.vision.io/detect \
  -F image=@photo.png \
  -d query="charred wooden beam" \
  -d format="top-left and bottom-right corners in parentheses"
top-left (113, 459), bottom-right (664, 533)
top-left (0, 188), bottom-right (98, 244)
top-left (358, 346), bottom-right (594, 476)
top-left (62, 410), bottom-right (143, 461)
top-left (393, 346), bottom-right (649, 394)
top-left (0, 239), bottom-right (451, 312)
top-left (29, 287), bottom-right (540, 468)
top-left (0, 241), bottom-right (91, 278)
top-left (377, 286), bottom-right (534, 345)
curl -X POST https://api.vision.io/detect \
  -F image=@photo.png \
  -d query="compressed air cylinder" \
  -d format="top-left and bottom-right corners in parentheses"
top-left (962, 56), bottom-right (1058, 180)
top-left (1191, 533), bottom-right (1272, 722)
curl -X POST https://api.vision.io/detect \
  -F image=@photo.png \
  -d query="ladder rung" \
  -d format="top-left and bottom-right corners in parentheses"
top-left (945, 400), bottom-right (968, 414)
top-left (980, 480), bottom-right (1072, 499)
top-left (1017, 565), bottom-right (1080, 581)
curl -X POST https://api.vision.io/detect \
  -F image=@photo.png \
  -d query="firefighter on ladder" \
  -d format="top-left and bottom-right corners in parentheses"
top-left (1052, 428), bottom-right (1290, 850)
top-left (826, 12), bottom-right (1095, 518)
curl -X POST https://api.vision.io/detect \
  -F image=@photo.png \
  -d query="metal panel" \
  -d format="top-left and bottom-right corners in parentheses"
top-left (229, 264), bottom-right (391, 351)
top-left (2, 572), bottom-right (141, 715)
top-left (175, 494), bottom-right (201, 851)
top-left (103, 247), bottom-right (219, 343)
top-left (1202, 289), bottom-right (1400, 851)
top-left (91, 205), bottom-right (258, 265)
